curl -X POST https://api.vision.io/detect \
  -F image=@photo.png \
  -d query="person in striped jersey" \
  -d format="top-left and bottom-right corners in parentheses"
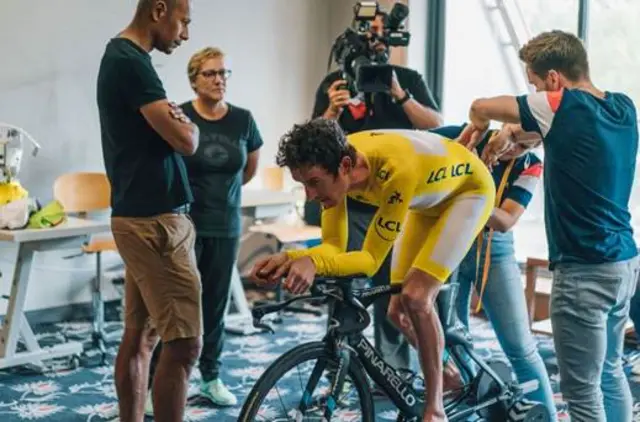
top-left (431, 124), bottom-right (557, 421)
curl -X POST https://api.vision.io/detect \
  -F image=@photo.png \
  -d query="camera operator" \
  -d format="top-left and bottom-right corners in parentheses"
top-left (307, 7), bottom-right (442, 374)
top-left (312, 12), bottom-right (442, 132)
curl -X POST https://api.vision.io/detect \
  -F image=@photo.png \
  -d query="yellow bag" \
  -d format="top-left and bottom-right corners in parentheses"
top-left (0, 181), bottom-right (28, 206)
top-left (27, 200), bottom-right (66, 229)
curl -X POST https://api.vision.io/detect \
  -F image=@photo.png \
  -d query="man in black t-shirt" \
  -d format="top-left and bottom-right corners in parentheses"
top-left (144, 47), bottom-right (263, 414)
top-left (96, 1), bottom-right (201, 421)
top-left (308, 11), bottom-right (442, 373)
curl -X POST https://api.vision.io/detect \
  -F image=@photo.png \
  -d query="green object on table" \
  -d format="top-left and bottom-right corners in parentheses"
top-left (27, 200), bottom-right (66, 229)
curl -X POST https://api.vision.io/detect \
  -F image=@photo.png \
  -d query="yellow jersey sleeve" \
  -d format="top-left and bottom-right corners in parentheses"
top-left (298, 168), bottom-right (416, 278)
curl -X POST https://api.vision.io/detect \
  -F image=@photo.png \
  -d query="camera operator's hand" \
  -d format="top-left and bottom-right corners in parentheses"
top-left (390, 71), bottom-right (405, 101)
top-left (325, 79), bottom-right (351, 119)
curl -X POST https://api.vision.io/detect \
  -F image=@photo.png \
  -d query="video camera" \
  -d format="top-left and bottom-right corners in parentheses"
top-left (329, 1), bottom-right (410, 94)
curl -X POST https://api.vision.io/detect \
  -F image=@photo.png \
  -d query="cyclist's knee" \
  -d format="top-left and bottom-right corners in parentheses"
top-left (400, 269), bottom-right (442, 315)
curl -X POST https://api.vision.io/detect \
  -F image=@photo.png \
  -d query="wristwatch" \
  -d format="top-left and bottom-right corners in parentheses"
top-left (394, 90), bottom-right (412, 106)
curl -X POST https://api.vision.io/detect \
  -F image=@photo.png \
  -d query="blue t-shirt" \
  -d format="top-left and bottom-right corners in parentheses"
top-left (517, 89), bottom-right (638, 268)
top-left (431, 125), bottom-right (543, 262)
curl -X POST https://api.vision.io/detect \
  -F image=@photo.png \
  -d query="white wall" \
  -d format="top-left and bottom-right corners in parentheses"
top-left (0, 0), bottom-right (334, 315)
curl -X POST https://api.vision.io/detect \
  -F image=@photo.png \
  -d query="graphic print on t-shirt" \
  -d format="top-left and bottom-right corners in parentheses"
top-left (202, 134), bottom-right (232, 168)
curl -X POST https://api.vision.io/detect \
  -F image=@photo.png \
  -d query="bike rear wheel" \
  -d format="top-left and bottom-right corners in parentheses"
top-left (239, 341), bottom-right (375, 421)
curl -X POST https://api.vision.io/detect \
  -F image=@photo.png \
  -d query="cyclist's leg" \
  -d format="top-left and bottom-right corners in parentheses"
top-left (387, 210), bottom-right (426, 349)
top-left (389, 211), bottom-right (452, 420)
top-left (388, 212), bottom-right (461, 385)
top-left (407, 191), bottom-right (493, 420)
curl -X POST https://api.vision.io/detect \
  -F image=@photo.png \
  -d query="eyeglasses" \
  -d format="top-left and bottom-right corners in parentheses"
top-left (199, 69), bottom-right (232, 80)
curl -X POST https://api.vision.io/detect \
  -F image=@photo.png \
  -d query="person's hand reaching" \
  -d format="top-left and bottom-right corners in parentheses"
top-left (455, 122), bottom-right (489, 151)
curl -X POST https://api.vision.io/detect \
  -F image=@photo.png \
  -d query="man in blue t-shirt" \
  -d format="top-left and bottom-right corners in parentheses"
top-left (457, 30), bottom-right (639, 422)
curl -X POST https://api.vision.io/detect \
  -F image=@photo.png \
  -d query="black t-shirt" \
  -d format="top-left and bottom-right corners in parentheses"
top-left (97, 38), bottom-right (192, 217)
top-left (311, 66), bottom-right (439, 133)
top-left (181, 102), bottom-right (263, 238)
top-left (306, 65), bottom-right (439, 222)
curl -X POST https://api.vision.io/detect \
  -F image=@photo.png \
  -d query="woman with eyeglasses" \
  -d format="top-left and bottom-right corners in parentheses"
top-left (145, 46), bottom-right (263, 414)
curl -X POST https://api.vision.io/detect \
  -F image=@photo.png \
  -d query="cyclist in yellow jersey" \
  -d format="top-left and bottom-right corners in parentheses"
top-left (250, 118), bottom-right (495, 422)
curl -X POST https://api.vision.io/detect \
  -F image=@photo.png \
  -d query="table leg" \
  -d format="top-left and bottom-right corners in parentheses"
top-left (0, 244), bottom-right (33, 358)
top-left (0, 244), bottom-right (83, 370)
top-left (224, 265), bottom-right (259, 335)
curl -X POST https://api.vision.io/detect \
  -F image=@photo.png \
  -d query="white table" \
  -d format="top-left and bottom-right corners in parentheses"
top-left (225, 190), bottom-right (297, 335)
top-left (0, 217), bottom-right (110, 369)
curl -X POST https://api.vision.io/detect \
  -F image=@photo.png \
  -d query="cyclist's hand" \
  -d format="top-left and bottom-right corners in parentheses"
top-left (249, 253), bottom-right (289, 287)
top-left (283, 257), bottom-right (317, 295)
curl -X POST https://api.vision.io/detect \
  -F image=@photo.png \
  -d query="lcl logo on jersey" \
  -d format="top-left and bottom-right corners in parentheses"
top-left (427, 163), bottom-right (473, 184)
top-left (375, 217), bottom-right (401, 241)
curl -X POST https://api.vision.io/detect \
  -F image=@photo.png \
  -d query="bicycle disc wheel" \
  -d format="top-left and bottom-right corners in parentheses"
top-left (238, 341), bottom-right (375, 421)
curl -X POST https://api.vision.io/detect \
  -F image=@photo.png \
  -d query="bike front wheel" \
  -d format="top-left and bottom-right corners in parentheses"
top-left (238, 341), bottom-right (375, 421)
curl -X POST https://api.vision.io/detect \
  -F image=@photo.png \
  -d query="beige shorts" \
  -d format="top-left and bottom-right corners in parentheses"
top-left (111, 213), bottom-right (202, 342)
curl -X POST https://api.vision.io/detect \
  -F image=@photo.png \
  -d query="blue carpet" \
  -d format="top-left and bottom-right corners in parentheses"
top-left (1, 310), bottom-right (640, 421)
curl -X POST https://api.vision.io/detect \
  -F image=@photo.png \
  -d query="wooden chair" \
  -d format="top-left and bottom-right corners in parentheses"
top-left (524, 257), bottom-right (636, 337)
top-left (262, 166), bottom-right (285, 191)
top-left (53, 172), bottom-right (118, 362)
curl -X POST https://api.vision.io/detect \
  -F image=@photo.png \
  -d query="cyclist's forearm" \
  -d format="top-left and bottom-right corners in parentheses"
top-left (286, 243), bottom-right (341, 260)
top-left (311, 250), bottom-right (380, 278)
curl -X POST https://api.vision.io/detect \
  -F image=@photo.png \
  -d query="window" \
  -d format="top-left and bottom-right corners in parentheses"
top-left (517, 0), bottom-right (579, 35)
top-left (588, 0), bottom-right (640, 107)
top-left (440, 0), bottom-right (584, 261)
top-left (586, 0), bottom-right (640, 229)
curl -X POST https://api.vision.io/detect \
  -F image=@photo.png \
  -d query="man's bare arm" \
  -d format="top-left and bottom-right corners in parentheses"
top-left (399, 99), bottom-right (443, 129)
top-left (140, 100), bottom-right (200, 155)
top-left (469, 96), bottom-right (521, 128)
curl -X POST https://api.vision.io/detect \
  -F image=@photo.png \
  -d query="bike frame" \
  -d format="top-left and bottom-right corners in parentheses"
top-left (251, 277), bottom-right (522, 421)
top-left (324, 282), bottom-right (514, 421)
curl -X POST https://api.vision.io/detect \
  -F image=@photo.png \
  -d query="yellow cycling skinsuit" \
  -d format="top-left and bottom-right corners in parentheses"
top-left (287, 129), bottom-right (496, 284)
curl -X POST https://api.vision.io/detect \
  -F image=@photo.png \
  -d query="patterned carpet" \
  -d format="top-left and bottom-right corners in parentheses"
top-left (2, 307), bottom-right (640, 421)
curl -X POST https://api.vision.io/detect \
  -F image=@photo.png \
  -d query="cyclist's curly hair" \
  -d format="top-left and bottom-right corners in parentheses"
top-left (276, 118), bottom-right (356, 176)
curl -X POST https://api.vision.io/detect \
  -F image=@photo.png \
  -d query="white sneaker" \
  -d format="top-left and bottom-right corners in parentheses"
top-left (144, 392), bottom-right (154, 416)
top-left (199, 379), bottom-right (238, 407)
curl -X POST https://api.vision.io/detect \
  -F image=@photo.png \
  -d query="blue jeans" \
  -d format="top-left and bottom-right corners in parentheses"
top-left (455, 244), bottom-right (557, 421)
top-left (551, 257), bottom-right (639, 422)
top-left (628, 276), bottom-right (640, 334)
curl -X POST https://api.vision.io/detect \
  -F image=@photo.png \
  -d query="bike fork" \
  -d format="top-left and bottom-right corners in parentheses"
top-left (323, 342), bottom-right (352, 420)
